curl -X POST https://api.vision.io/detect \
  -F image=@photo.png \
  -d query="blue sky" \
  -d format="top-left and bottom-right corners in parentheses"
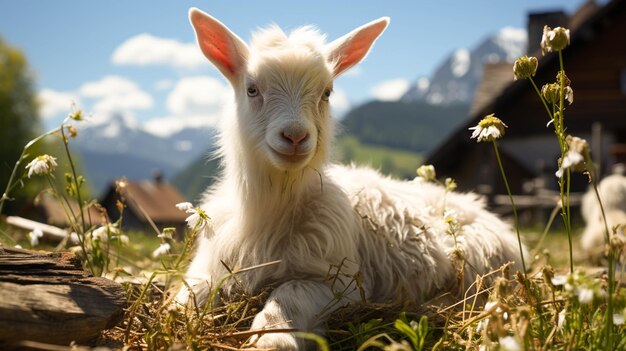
top-left (0, 1), bottom-right (590, 136)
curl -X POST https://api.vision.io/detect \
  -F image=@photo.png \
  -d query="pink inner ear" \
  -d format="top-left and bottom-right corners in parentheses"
top-left (334, 43), bottom-right (368, 76)
top-left (332, 20), bottom-right (388, 77)
top-left (194, 19), bottom-right (239, 76)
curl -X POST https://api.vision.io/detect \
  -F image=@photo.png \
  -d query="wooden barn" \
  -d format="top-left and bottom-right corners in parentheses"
top-left (426, 0), bottom-right (626, 212)
top-left (99, 174), bottom-right (189, 237)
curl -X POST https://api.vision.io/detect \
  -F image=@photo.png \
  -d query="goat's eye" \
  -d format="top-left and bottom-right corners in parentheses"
top-left (322, 88), bottom-right (332, 101)
top-left (247, 85), bottom-right (259, 97)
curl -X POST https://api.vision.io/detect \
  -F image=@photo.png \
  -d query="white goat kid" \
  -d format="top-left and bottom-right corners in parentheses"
top-left (179, 8), bottom-right (526, 350)
top-left (581, 172), bottom-right (626, 260)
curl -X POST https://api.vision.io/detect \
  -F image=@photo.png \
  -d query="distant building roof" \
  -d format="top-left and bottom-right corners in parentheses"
top-left (99, 176), bottom-right (189, 234)
top-left (469, 62), bottom-right (514, 117)
top-left (121, 179), bottom-right (189, 223)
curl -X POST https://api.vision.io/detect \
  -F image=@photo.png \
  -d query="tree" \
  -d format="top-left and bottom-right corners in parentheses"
top-left (0, 36), bottom-right (41, 213)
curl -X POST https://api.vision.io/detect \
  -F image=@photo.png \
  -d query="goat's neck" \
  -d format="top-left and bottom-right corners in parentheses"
top-left (226, 149), bottom-right (323, 224)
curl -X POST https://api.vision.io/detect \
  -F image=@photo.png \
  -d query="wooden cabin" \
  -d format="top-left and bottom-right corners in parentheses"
top-left (426, 0), bottom-right (626, 209)
top-left (99, 173), bottom-right (189, 237)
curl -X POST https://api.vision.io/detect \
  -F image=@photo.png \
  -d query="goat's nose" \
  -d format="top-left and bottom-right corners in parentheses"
top-left (281, 129), bottom-right (309, 146)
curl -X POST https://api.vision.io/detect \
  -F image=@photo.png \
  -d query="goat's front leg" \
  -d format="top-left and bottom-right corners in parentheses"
top-left (249, 279), bottom-right (360, 350)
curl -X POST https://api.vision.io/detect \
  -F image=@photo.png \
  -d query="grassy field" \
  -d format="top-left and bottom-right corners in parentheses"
top-left (334, 135), bottom-right (423, 180)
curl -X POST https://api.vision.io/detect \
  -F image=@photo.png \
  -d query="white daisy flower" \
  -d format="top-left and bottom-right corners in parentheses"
top-left (158, 227), bottom-right (176, 240)
top-left (613, 313), bottom-right (625, 326)
top-left (551, 274), bottom-right (568, 286)
top-left (91, 224), bottom-right (119, 242)
top-left (25, 155), bottom-right (58, 178)
top-left (469, 114), bottom-right (507, 143)
top-left (555, 136), bottom-right (588, 178)
top-left (577, 287), bottom-right (594, 304)
top-left (175, 202), bottom-right (194, 212)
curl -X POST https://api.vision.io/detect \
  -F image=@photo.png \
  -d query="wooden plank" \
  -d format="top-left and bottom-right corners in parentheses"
top-left (0, 247), bottom-right (126, 346)
top-left (5, 216), bottom-right (69, 242)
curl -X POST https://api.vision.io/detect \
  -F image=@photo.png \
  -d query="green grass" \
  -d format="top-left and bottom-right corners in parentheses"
top-left (335, 135), bottom-right (422, 179)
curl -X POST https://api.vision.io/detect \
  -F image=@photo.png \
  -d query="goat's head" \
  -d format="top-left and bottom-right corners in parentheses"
top-left (189, 9), bottom-right (388, 172)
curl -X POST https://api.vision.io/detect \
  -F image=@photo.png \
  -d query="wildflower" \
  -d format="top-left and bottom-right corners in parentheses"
top-left (577, 287), bottom-right (594, 304)
top-left (613, 313), bottom-right (625, 326)
top-left (551, 274), bottom-right (568, 286)
top-left (115, 178), bottom-right (128, 194)
top-left (557, 71), bottom-right (571, 86)
top-left (564, 86), bottom-right (574, 105)
top-left (176, 202), bottom-right (194, 212)
top-left (541, 26), bottom-right (570, 55)
top-left (176, 202), bottom-right (212, 231)
top-left (541, 83), bottom-right (560, 105)
top-left (445, 178), bottom-right (457, 191)
top-left (443, 209), bottom-right (458, 224)
top-left (469, 114), bottom-right (507, 142)
top-left (66, 125), bottom-right (78, 138)
top-left (25, 155), bottom-right (58, 178)
top-left (27, 228), bottom-right (44, 247)
top-left (555, 135), bottom-right (589, 178)
top-left (499, 336), bottom-right (522, 351)
top-left (416, 164), bottom-right (436, 182)
top-left (158, 227), bottom-right (176, 240)
top-left (91, 224), bottom-right (120, 242)
top-left (513, 56), bottom-right (538, 80)
top-left (152, 243), bottom-right (171, 258)
top-left (185, 207), bottom-right (211, 231)
top-left (68, 109), bottom-right (84, 121)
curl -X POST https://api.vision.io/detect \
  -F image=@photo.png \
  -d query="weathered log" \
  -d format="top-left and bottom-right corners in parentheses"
top-left (0, 247), bottom-right (126, 347)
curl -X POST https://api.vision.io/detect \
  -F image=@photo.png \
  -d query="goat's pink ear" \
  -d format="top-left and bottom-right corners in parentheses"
top-left (326, 17), bottom-right (390, 78)
top-left (189, 8), bottom-right (249, 85)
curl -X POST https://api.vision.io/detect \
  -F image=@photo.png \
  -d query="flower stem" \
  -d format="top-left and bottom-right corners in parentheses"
top-left (529, 77), bottom-right (554, 121)
top-left (60, 123), bottom-right (87, 234)
top-left (492, 140), bottom-right (527, 276)
top-left (557, 50), bottom-right (575, 275)
top-left (0, 127), bottom-right (61, 216)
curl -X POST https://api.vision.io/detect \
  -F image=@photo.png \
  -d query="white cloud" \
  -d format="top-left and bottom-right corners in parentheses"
top-left (144, 114), bottom-right (220, 137)
top-left (167, 76), bottom-right (231, 114)
top-left (329, 87), bottom-right (351, 118)
top-left (144, 76), bottom-right (232, 137)
top-left (112, 33), bottom-right (205, 69)
top-left (370, 78), bottom-right (410, 101)
top-left (38, 89), bottom-right (80, 119)
top-left (154, 79), bottom-right (174, 91)
top-left (79, 75), bottom-right (153, 115)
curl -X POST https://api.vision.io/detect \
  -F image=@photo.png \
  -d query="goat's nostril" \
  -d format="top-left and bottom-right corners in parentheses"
top-left (281, 130), bottom-right (309, 145)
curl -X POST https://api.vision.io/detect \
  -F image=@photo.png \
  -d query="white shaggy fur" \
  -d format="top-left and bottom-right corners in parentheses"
top-left (179, 8), bottom-right (526, 350)
top-left (581, 172), bottom-right (626, 258)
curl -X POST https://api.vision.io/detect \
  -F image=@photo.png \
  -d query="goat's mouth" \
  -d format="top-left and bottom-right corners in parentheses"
top-left (268, 147), bottom-right (312, 168)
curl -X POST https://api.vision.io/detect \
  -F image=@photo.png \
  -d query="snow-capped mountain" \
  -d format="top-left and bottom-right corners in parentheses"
top-left (402, 27), bottom-right (527, 105)
top-left (71, 114), bottom-right (214, 194)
